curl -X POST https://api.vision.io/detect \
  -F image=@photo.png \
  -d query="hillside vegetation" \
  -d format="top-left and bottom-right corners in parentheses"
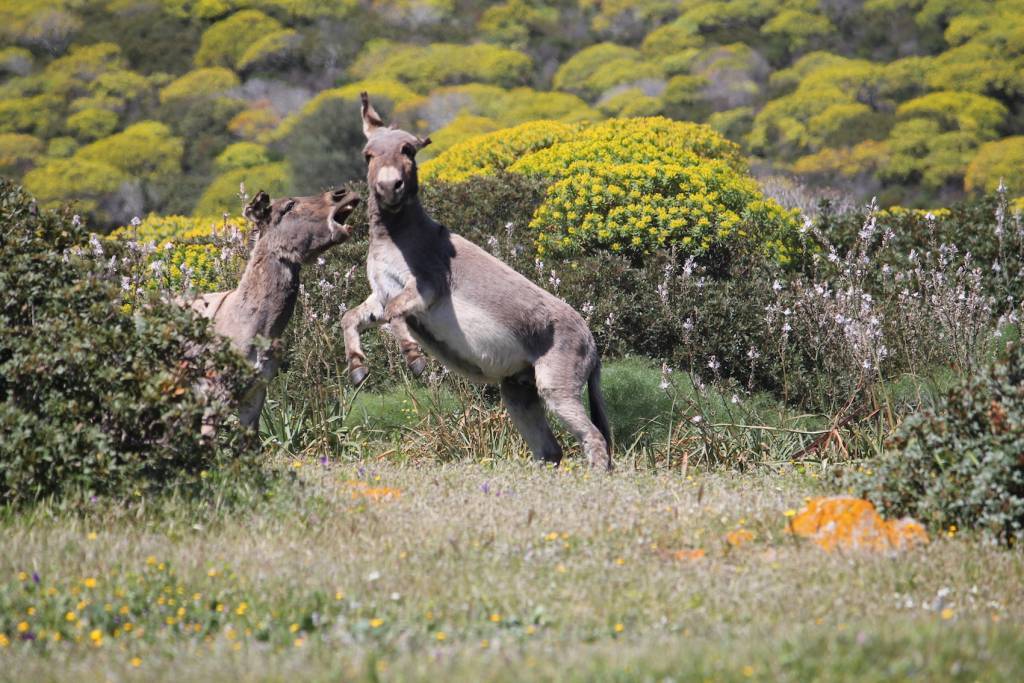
top-left (3, 0), bottom-right (1024, 229)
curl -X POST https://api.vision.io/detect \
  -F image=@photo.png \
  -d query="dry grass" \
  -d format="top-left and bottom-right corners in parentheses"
top-left (2, 458), bottom-right (1022, 682)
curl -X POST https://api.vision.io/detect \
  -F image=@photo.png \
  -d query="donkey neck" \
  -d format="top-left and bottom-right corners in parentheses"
top-left (367, 193), bottom-right (434, 242)
top-left (232, 241), bottom-right (301, 340)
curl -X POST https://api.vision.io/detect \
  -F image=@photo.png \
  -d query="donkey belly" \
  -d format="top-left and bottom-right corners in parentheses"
top-left (411, 296), bottom-right (530, 384)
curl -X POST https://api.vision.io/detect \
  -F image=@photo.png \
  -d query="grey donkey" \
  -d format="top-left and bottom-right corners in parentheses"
top-left (190, 188), bottom-right (360, 429)
top-left (341, 93), bottom-right (612, 469)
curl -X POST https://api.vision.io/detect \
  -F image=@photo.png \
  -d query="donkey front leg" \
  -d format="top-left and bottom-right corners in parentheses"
top-left (388, 316), bottom-right (428, 377)
top-left (383, 280), bottom-right (433, 323)
top-left (341, 293), bottom-right (386, 386)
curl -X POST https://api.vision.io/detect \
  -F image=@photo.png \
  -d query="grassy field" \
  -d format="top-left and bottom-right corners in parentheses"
top-left (3, 456), bottom-right (1022, 682)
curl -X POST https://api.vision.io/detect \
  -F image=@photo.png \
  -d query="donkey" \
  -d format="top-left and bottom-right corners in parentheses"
top-left (190, 188), bottom-right (360, 429)
top-left (341, 93), bottom-right (612, 469)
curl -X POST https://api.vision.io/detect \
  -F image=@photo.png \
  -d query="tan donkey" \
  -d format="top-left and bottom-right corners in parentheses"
top-left (191, 188), bottom-right (360, 429)
top-left (341, 93), bottom-right (612, 469)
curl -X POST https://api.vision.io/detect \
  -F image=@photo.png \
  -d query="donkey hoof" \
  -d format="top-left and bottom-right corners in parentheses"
top-left (408, 356), bottom-right (427, 377)
top-left (350, 366), bottom-right (369, 386)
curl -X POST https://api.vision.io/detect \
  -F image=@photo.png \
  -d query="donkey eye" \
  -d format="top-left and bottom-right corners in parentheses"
top-left (364, 152), bottom-right (373, 164)
top-left (401, 144), bottom-right (416, 157)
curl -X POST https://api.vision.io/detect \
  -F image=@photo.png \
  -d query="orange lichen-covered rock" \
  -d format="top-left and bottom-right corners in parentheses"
top-left (672, 548), bottom-right (706, 561)
top-left (787, 496), bottom-right (929, 553)
top-left (725, 529), bottom-right (756, 547)
top-left (346, 480), bottom-right (402, 501)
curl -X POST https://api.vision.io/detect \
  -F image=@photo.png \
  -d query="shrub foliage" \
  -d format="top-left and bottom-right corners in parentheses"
top-left (854, 342), bottom-right (1024, 544)
top-left (0, 181), bottom-right (256, 504)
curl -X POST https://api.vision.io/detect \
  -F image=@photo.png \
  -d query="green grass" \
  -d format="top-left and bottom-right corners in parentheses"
top-left (2, 458), bottom-right (1022, 682)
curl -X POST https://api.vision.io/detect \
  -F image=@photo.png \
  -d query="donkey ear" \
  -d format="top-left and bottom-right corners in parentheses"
top-left (361, 91), bottom-right (385, 138)
top-left (416, 136), bottom-right (432, 150)
top-left (244, 190), bottom-right (272, 226)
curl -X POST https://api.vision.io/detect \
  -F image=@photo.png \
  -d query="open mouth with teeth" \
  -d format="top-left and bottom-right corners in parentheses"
top-left (330, 196), bottom-right (360, 237)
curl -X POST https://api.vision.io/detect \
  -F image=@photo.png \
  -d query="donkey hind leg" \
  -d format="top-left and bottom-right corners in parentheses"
top-left (341, 293), bottom-right (386, 386)
top-left (388, 316), bottom-right (427, 378)
top-left (500, 377), bottom-right (563, 465)
top-left (534, 359), bottom-right (611, 471)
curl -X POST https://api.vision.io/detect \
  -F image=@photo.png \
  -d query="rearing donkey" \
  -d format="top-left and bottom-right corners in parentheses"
top-left (341, 93), bottom-right (612, 469)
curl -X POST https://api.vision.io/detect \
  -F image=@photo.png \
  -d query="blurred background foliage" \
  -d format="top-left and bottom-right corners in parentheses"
top-left (3, 0), bottom-right (1024, 230)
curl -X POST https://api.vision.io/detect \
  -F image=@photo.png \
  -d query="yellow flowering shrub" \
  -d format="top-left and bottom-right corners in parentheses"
top-left (787, 496), bottom-right (930, 553)
top-left (228, 105), bottom-right (280, 141)
top-left (152, 243), bottom-right (224, 292)
top-left (425, 117), bottom-right (798, 261)
top-left (65, 107), bottom-right (119, 142)
top-left (965, 136), bottom-right (1024, 195)
top-left (158, 67), bottom-right (240, 106)
top-left (108, 214), bottom-right (245, 244)
top-left (214, 142), bottom-right (270, 172)
top-left (0, 132), bottom-right (43, 174)
top-left (508, 117), bottom-right (746, 176)
top-left (531, 160), bottom-right (797, 260)
top-left (396, 83), bottom-right (598, 130)
top-left (350, 40), bottom-right (533, 92)
top-left (418, 114), bottom-right (500, 160)
top-left (271, 79), bottom-right (421, 141)
top-left (194, 10), bottom-right (283, 69)
top-left (194, 162), bottom-right (289, 216)
top-left (419, 120), bottom-right (581, 183)
top-left (552, 43), bottom-right (663, 99)
top-left (109, 214), bottom-right (249, 292)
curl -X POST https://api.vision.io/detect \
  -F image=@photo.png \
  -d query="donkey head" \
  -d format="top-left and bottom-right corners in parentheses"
top-left (243, 188), bottom-right (360, 264)
top-left (360, 92), bottom-right (431, 212)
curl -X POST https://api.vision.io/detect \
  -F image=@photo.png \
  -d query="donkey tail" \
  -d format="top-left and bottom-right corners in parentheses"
top-left (587, 359), bottom-right (613, 454)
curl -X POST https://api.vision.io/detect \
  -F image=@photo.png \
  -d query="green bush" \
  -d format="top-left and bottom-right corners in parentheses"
top-left (852, 342), bottom-right (1024, 544)
top-left (0, 180), bottom-right (257, 505)
top-left (271, 94), bottom-right (370, 196)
